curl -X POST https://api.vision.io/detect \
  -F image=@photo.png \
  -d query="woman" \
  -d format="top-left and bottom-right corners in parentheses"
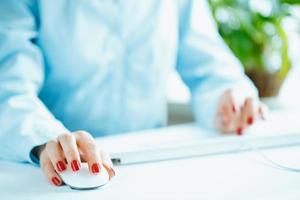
top-left (0, 0), bottom-right (266, 186)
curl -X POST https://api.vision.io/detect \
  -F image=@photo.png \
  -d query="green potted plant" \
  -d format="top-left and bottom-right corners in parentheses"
top-left (209, 0), bottom-right (300, 97)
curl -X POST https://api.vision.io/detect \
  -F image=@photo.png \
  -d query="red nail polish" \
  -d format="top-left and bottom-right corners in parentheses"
top-left (71, 160), bottom-right (80, 172)
top-left (247, 117), bottom-right (253, 125)
top-left (51, 177), bottom-right (61, 186)
top-left (56, 161), bottom-right (66, 172)
top-left (91, 163), bottom-right (100, 173)
top-left (236, 127), bottom-right (242, 136)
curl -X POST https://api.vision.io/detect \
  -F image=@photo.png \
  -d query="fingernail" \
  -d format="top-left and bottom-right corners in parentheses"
top-left (247, 117), bottom-right (253, 125)
top-left (56, 161), bottom-right (66, 172)
top-left (71, 160), bottom-right (80, 172)
top-left (51, 177), bottom-right (61, 186)
top-left (91, 163), bottom-right (100, 173)
top-left (236, 127), bottom-right (243, 136)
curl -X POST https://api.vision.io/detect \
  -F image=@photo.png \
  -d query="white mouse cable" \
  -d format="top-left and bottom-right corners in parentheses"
top-left (241, 141), bottom-right (300, 173)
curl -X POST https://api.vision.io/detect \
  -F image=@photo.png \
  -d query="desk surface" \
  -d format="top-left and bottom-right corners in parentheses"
top-left (1, 146), bottom-right (300, 200)
top-left (1, 109), bottom-right (300, 200)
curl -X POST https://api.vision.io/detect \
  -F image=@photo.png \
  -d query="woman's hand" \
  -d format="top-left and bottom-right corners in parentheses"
top-left (216, 90), bottom-right (268, 135)
top-left (38, 131), bottom-right (115, 186)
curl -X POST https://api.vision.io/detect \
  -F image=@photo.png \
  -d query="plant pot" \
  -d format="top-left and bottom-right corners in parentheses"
top-left (246, 70), bottom-right (285, 97)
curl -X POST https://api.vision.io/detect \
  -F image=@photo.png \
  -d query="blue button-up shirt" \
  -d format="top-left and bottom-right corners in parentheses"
top-left (0, 0), bottom-right (256, 162)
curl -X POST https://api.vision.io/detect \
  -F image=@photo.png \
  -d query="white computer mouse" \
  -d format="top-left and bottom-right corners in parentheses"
top-left (58, 162), bottom-right (109, 190)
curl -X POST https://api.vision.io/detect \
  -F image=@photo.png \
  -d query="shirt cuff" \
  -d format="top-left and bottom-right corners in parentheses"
top-left (25, 121), bottom-right (70, 165)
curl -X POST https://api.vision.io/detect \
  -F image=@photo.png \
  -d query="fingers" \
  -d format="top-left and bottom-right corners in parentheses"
top-left (74, 131), bottom-right (102, 174)
top-left (242, 98), bottom-right (255, 126)
top-left (237, 98), bottom-right (256, 135)
top-left (100, 150), bottom-right (116, 180)
top-left (44, 139), bottom-right (66, 173)
top-left (40, 151), bottom-right (62, 187)
top-left (75, 131), bottom-right (115, 179)
top-left (258, 102), bottom-right (268, 120)
top-left (216, 106), bottom-right (235, 133)
top-left (40, 131), bottom-right (115, 187)
top-left (216, 90), bottom-right (268, 135)
top-left (216, 90), bottom-right (239, 133)
top-left (235, 98), bottom-right (267, 135)
top-left (234, 106), bottom-right (243, 135)
top-left (57, 133), bottom-right (81, 172)
top-left (218, 105), bottom-right (233, 131)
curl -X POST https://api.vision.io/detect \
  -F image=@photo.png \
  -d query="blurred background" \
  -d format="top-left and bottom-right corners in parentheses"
top-left (167, 0), bottom-right (300, 125)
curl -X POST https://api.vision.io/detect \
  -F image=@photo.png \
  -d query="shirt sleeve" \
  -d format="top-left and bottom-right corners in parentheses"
top-left (176, 0), bottom-right (258, 130)
top-left (0, 0), bottom-right (69, 163)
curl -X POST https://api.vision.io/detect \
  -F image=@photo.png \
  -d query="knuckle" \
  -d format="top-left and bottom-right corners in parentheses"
top-left (45, 139), bottom-right (57, 151)
top-left (76, 130), bottom-right (92, 139)
top-left (58, 133), bottom-right (73, 142)
top-left (86, 138), bottom-right (97, 147)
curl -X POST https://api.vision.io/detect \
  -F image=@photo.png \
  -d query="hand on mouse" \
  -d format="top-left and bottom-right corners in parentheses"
top-left (38, 131), bottom-right (115, 186)
top-left (215, 89), bottom-right (268, 135)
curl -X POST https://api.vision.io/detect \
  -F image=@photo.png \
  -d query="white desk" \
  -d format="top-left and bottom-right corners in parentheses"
top-left (1, 109), bottom-right (300, 200)
top-left (1, 147), bottom-right (300, 200)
